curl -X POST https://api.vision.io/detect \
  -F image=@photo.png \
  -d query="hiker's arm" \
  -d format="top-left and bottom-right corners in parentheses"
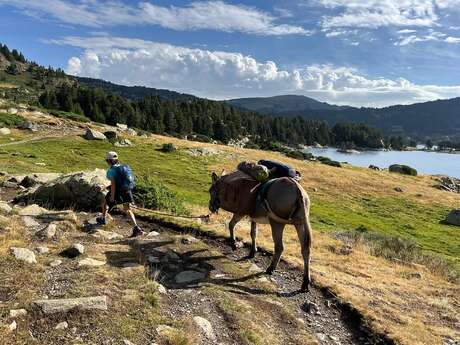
top-left (110, 179), bottom-right (116, 202)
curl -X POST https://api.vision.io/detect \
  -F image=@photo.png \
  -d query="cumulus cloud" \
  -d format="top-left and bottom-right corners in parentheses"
top-left (54, 35), bottom-right (460, 107)
top-left (0, 0), bottom-right (310, 36)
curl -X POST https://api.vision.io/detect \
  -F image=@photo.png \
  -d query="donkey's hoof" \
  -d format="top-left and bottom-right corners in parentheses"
top-left (265, 267), bottom-right (274, 275)
top-left (248, 249), bottom-right (257, 258)
top-left (300, 281), bottom-right (310, 292)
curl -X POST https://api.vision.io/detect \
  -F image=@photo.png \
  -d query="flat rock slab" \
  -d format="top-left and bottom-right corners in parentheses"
top-left (91, 230), bottom-right (123, 240)
top-left (18, 204), bottom-right (47, 216)
top-left (34, 296), bottom-right (108, 314)
top-left (22, 216), bottom-right (40, 228)
top-left (193, 316), bottom-right (216, 341)
top-left (11, 247), bottom-right (37, 264)
top-left (78, 258), bottom-right (106, 267)
top-left (174, 270), bottom-right (206, 284)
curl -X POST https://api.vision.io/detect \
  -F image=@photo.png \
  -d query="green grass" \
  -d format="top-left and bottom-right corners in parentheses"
top-left (0, 134), bottom-right (458, 271)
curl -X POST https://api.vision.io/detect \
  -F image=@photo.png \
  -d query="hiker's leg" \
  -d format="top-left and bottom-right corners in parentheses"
top-left (101, 199), bottom-right (108, 217)
top-left (123, 203), bottom-right (138, 226)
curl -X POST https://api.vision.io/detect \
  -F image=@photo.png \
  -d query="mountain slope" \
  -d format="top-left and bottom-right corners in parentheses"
top-left (230, 95), bottom-right (460, 137)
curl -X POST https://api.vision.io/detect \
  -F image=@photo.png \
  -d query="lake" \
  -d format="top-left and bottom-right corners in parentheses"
top-left (305, 147), bottom-right (460, 178)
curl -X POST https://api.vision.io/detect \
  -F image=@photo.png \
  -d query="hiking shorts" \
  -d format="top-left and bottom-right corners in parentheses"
top-left (105, 190), bottom-right (134, 209)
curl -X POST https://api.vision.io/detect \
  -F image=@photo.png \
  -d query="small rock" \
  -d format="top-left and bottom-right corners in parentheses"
top-left (116, 123), bottom-right (128, 130)
top-left (55, 321), bottom-right (68, 330)
top-left (11, 247), bottom-right (37, 264)
top-left (22, 216), bottom-right (40, 228)
top-left (18, 204), bottom-right (46, 216)
top-left (0, 201), bottom-right (12, 214)
top-left (146, 231), bottom-right (160, 238)
top-left (407, 272), bottom-right (423, 279)
top-left (78, 258), bottom-right (106, 267)
top-left (123, 340), bottom-right (135, 345)
top-left (49, 259), bottom-right (62, 267)
top-left (444, 209), bottom-right (460, 226)
top-left (114, 138), bottom-right (133, 147)
top-left (257, 276), bottom-right (269, 283)
top-left (193, 316), bottom-right (216, 341)
top-left (0, 127), bottom-right (11, 135)
top-left (60, 243), bottom-right (84, 258)
top-left (157, 284), bottom-right (167, 295)
top-left (156, 325), bottom-right (174, 336)
top-left (37, 223), bottom-right (57, 239)
top-left (174, 270), bottom-right (206, 284)
top-left (316, 333), bottom-right (327, 341)
top-left (9, 309), bottom-right (27, 318)
top-left (36, 246), bottom-right (49, 254)
top-left (91, 230), bottom-right (122, 240)
top-left (394, 187), bottom-right (404, 192)
top-left (8, 320), bottom-right (17, 332)
top-left (181, 236), bottom-right (198, 245)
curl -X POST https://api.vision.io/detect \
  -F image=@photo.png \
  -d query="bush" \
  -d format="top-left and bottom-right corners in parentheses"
top-left (334, 228), bottom-right (458, 282)
top-left (189, 134), bottom-right (212, 143)
top-left (317, 156), bottom-right (331, 162)
top-left (48, 109), bottom-right (89, 123)
top-left (244, 142), bottom-right (260, 150)
top-left (0, 113), bottom-right (25, 127)
top-left (321, 160), bottom-right (342, 168)
top-left (286, 150), bottom-right (305, 160)
top-left (389, 164), bottom-right (417, 176)
top-left (133, 178), bottom-right (188, 215)
top-left (161, 143), bottom-right (176, 152)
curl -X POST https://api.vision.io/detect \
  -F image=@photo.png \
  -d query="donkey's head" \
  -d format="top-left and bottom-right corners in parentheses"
top-left (208, 170), bottom-right (225, 214)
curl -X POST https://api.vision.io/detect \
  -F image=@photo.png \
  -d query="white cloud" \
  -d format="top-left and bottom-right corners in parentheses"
top-left (55, 35), bottom-right (460, 107)
top-left (395, 30), bottom-right (460, 45)
top-left (0, 0), bottom-right (309, 36)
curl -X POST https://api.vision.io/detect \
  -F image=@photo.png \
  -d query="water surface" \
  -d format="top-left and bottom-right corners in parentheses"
top-left (305, 147), bottom-right (460, 178)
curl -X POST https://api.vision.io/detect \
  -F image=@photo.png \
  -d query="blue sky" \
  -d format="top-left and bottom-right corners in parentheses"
top-left (1, 0), bottom-right (460, 107)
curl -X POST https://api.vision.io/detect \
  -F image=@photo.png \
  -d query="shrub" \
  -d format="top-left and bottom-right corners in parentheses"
top-left (334, 228), bottom-right (458, 282)
top-left (133, 178), bottom-right (188, 215)
top-left (0, 113), bottom-right (25, 127)
top-left (321, 160), bottom-right (342, 168)
top-left (161, 143), bottom-right (176, 152)
top-left (48, 109), bottom-right (89, 123)
top-left (389, 164), bottom-right (417, 176)
top-left (286, 150), bottom-right (305, 160)
top-left (317, 156), bottom-right (331, 162)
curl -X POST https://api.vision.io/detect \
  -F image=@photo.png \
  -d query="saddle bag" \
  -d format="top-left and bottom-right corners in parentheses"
top-left (219, 170), bottom-right (261, 215)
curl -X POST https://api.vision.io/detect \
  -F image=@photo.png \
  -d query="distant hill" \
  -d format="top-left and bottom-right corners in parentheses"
top-left (75, 77), bottom-right (195, 101)
top-left (228, 95), bottom-right (347, 113)
top-left (229, 95), bottom-right (460, 137)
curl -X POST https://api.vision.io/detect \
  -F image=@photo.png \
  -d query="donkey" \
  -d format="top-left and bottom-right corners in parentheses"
top-left (209, 171), bottom-right (313, 292)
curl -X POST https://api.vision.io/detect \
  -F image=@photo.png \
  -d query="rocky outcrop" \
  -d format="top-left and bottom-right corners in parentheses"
top-left (0, 127), bottom-right (11, 135)
top-left (15, 169), bottom-right (109, 210)
top-left (33, 296), bottom-right (108, 314)
top-left (436, 176), bottom-right (460, 193)
top-left (20, 173), bottom-right (61, 188)
top-left (10, 247), bottom-right (37, 264)
top-left (84, 128), bottom-right (106, 140)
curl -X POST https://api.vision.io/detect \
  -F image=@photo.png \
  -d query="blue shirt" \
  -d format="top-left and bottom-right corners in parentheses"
top-left (107, 164), bottom-right (120, 181)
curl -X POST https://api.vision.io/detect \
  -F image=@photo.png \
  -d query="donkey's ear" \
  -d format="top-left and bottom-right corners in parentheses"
top-left (211, 171), bottom-right (219, 183)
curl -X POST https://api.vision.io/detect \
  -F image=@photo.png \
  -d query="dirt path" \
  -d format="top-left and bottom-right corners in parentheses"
top-left (120, 215), bottom-right (396, 345)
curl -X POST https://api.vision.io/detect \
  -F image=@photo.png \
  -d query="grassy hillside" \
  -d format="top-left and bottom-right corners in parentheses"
top-left (1, 107), bottom-right (459, 344)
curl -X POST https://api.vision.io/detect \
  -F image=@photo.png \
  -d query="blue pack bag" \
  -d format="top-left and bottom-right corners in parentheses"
top-left (115, 164), bottom-right (135, 191)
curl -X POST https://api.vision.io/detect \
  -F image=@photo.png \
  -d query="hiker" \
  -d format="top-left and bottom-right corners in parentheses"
top-left (97, 151), bottom-right (143, 237)
top-left (258, 159), bottom-right (301, 179)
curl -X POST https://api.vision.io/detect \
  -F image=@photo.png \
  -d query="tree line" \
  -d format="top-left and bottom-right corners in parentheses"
top-left (39, 84), bottom-right (385, 148)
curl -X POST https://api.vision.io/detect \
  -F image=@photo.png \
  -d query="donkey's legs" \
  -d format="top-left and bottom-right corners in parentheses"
top-left (295, 220), bottom-right (312, 292)
top-left (229, 214), bottom-right (244, 250)
top-left (266, 221), bottom-right (285, 274)
top-left (248, 221), bottom-right (258, 258)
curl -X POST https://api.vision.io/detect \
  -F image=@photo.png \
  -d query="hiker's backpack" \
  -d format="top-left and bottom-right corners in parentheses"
top-left (258, 160), bottom-right (297, 179)
top-left (237, 161), bottom-right (270, 182)
top-left (115, 164), bottom-right (135, 191)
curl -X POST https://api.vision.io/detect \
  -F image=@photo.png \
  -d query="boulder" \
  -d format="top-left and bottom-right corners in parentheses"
top-left (7, 108), bottom-right (18, 114)
top-left (9, 309), bottom-right (27, 318)
top-left (125, 128), bottom-right (137, 136)
top-left (116, 123), bottom-right (128, 130)
top-left (33, 296), bottom-right (108, 314)
top-left (36, 246), bottom-right (49, 254)
top-left (445, 209), bottom-right (460, 226)
top-left (193, 316), bottom-right (216, 341)
top-left (11, 247), bottom-right (37, 264)
top-left (84, 128), bottom-right (106, 140)
top-left (55, 321), bottom-right (68, 330)
top-left (389, 164), bottom-right (417, 176)
top-left (15, 169), bottom-right (109, 211)
top-left (369, 165), bottom-right (380, 171)
top-left (0, 127), bottom-right (11, 135)
top-left (0, 201), bottom-right (12, 215)
top-left (19, 122), bottom-right (39, 132)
